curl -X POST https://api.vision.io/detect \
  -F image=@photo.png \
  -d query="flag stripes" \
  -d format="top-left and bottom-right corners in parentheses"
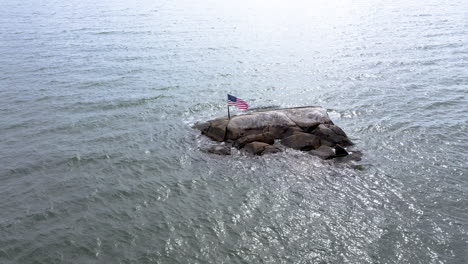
top-left (227, 94), bottom-right (249, 109)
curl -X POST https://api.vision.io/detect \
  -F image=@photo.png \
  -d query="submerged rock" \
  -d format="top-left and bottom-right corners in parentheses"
top-left (201, 145), bottom-right (231, 155)
top-left (261, 145), bottom-right (282, 155)
top-left (309, 145), bottom-right (336, 160)
top-left (195, 106), bottom-right (358, 160)
top-left (336, 150), bottom-right (363, 162)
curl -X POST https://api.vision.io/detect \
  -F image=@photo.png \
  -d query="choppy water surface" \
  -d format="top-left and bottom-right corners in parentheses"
top-left (1, 0), bottom-right (467, 263)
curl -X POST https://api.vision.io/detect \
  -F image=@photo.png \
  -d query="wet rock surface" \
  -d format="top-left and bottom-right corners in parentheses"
top-left (195, 106), bottom-right (359, 160)
top-left (232, 132), bottom-right (275, 149)
top-left (281, 132), bottom-right (321, 151)
top-left (309, 145), bottom-right (336, 160)
top-left (244, 142), bottom-right (281, 155)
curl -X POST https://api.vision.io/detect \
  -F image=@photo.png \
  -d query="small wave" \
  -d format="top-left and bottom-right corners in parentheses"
top-left (62, 95), bottom-right (170, 113)
top-left (101, 95), bottom-right (169, 109)
top-left (35, 95), bottom-right (67, 102)
top-left (424, 30), bottom-right (467, 38)
top-left (152, 86), bottom-right (180, 91)
top-left (422, 97), bottom-right (466, 110)
top-left (77, 81), bottom-right (106, 89)
top-left (2, 151), bottom-right (119, 180)
top-left (416, 43), bottom-right (464, 51)
top-left (93, 30), bottom-right (152, 35)
top-left (68, 27), bottom-right (94, 32)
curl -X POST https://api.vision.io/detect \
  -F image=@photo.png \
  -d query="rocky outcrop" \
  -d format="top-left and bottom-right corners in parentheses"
top-left (195, 106), bottom-right (358, 160)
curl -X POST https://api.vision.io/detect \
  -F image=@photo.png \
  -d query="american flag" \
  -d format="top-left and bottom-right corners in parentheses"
top-left (227, 94), bottom-right (249, 109)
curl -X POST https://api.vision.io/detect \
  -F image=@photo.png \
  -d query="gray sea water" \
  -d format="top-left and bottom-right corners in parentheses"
top-left (1, 0), bottom-right (467, 263)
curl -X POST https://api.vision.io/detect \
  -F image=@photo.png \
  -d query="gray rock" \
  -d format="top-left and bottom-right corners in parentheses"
top-left (244, 142), bottom-right (271, 155)
top-left (282, 107), bottom-right (332, 126)
top-left (203, 118), bottom-right (228, 142)
top-left (330, 125), bottom-right (353, 145)
top-left (262, 125), bottom-right (289, 139)
top-left (330, 125), bottom-right (347, 137)
top-left (281, 126), bottom-right (304, 138)
top-left (309, 145), bottom-right (336, 160)
top-left (334, 145), bottom-right (349, 157)
top-left (225, 106), bottom-right (332, 140)
top-left (281, 132), bottom-right (321, 151)
top-left (311, 124), bottom-right (352, 146)
top-left (301, 121), bottom-right (322, 133)
top-left (320, 140), bottom-right (334, 147)
top-left (335, 150), bottom-right (363, 162)
top-left (226, 111), bottom-right (295, 140)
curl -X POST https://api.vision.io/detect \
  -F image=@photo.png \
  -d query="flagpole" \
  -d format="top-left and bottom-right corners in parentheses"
top-left (227, 94), bottom-right (231, 120)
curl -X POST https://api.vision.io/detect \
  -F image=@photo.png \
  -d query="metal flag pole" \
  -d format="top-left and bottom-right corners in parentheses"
top-left (227, 94), bottom-right (231, 120)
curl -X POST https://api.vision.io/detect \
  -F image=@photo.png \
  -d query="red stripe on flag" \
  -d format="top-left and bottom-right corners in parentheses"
top-left (227, 99), bottom-right (249, 109)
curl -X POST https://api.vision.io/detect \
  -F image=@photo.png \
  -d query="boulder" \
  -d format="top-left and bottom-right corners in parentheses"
top-left (330, 125), bottom-right (353, 145)
top-left (225, 106), bottom-right (332, 140)
top-left (281, 132), bottom-right (321, 151)
top-left (311, 124), bottom-right (352, 146)
top-left (334, 145), bottom-right (349, 157)
top-left (281, 126), bottom-right (304, 138)
top-left (202, 118), bottom-right (229, 142)
top-left (232, 132), bottom-right (275, 149)
top-left (226, 111), bottom-right (295, 140)
top-left (330, 125), bottom-right (348, 138)
top-left (309, 145), bottom-right (336, 160)
top-left (262, 125), bottom-right (289, 139)
top-left (302, 121), bottom-right (321, 133)
top-left (244, 142), bottom-right (271, 155)
top-left (282, 107), bottom-right (333, 126)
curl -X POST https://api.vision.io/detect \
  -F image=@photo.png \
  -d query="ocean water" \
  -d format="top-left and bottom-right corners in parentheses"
top-left (0, 0), bottom-right (467, 263)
